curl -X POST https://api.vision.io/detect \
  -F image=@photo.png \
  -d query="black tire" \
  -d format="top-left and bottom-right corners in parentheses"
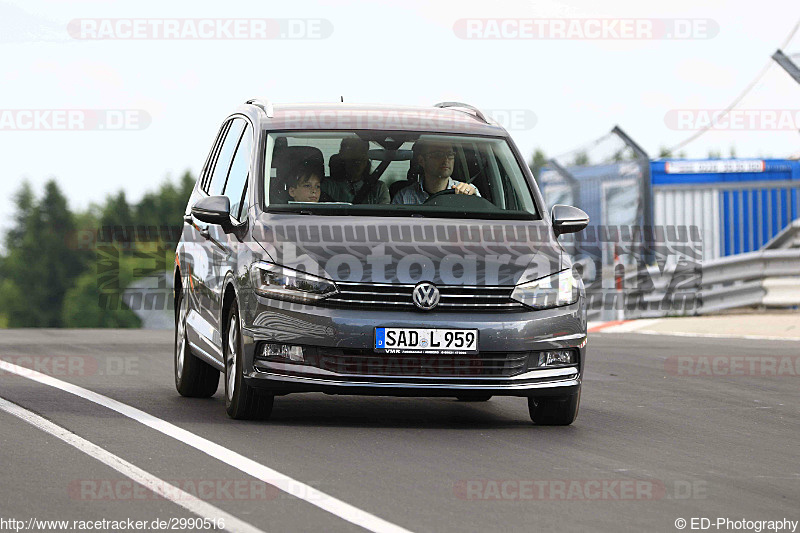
top-left (224, 303), bottom-right (274, 420)
top-left (528, 389), bottom-right (580, 426)
top-left (456, 394), bottom-right (493, 402)
top-left (174, 287), bottom-right (219, 398)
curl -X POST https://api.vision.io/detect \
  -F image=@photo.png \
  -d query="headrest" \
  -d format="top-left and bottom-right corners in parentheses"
top-left (274, 145), bottom-right (324, 173)
top-left (271, 145), bottom-right (324, 203)
top-left (406, 141), bottom-right (423, 182)
top-left (328, 153), bottom-right (346, 181)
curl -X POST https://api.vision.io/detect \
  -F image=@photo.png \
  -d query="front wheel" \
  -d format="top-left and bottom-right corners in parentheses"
top-left (224, 303), bottom-right (274, 420)
top-left (174, 288), bottom-right (219, 397)
top-left (528, 390), bottom-right (580, 426)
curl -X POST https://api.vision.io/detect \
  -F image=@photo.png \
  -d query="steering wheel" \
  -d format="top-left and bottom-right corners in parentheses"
top-left (424, 188), bottom-right (456, 202)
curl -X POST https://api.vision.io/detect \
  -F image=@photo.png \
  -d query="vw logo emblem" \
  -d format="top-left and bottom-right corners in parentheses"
top-left (412, 282), bottom-right (440, 311)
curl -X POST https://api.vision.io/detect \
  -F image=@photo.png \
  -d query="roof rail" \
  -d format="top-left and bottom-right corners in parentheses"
top-left (433, 101), bottom-right (488, 124)
top-left (245, 98), bottom-right (274, 118)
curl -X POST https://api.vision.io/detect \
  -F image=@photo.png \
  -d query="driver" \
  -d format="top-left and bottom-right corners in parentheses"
top-left (391, 140), bottom-right (479, 204)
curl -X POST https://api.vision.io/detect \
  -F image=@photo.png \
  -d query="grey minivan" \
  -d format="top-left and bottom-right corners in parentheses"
top-left (174, 100), bottom-right (589, 425)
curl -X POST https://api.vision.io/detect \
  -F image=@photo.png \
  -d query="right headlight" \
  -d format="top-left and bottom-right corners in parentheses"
top-left (510, 269), bottom-right (582, 310)
top-left (249, 261), bottom-right (338, 303)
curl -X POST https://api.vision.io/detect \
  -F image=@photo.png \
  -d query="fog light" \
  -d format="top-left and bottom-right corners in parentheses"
top-left (537, 349), bottom-right (574, 367)
top-left (260, 343), bottom-right (304, 362)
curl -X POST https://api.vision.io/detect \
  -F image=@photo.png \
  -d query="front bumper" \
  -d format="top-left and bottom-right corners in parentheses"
top-left (240, 294), bottom-right (586, 397)
top-left (244, 367), bottom-right (580, 397)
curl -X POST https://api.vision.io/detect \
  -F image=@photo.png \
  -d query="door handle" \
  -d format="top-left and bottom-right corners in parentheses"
top-left (199, 227), bottom-right (210, 239)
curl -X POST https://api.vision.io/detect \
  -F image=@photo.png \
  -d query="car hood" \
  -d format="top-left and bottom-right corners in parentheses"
top-left (253, 214), bottom-right (563, 286)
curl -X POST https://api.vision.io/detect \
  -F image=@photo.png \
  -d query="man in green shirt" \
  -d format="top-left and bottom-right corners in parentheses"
top-left (322, 138), bottom-right (390, 204)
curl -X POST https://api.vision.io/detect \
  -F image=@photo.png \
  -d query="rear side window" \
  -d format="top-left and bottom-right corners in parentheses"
top-left (199, 123), bottom-right (227, 191)
top-left (206, 118), bottom-right (245, 196)
top-left (223, 123), bottom-right (253, 220)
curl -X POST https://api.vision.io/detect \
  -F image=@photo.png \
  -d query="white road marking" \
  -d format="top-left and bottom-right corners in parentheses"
top-left (0, 360), bottom-right (414, 533)
top-left (0, 396), bottom-right (265, 533)
top-left (622, 329), bottom-right (800, 342)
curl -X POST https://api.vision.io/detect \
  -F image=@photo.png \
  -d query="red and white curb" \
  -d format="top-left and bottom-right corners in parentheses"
top-left (587, 319), bottom-right (799, 341)
top-left (587, 319), bottom-right (661, 333)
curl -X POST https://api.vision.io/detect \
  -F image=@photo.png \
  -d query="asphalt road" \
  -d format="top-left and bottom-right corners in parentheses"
top-left (0, 329), bottom-right (798, 533)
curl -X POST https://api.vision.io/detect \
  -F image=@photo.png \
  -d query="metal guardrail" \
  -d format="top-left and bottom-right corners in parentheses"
top-left (586, 248), bottom-right (800, 319)
top-left (701, 249), bottom-right (800, 285)
top-left (122, 271), bottom-right (173, 329)
top-left (763, 219), bottom-right (800, 250)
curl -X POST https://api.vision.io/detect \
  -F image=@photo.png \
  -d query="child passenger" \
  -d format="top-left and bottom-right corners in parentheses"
top-left (287, 164), bottom-right (322, 203)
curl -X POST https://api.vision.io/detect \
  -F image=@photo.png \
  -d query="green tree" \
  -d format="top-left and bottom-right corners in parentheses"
top-left (134, 170), bottom-right (195, 247)
top-left (5, 182), bottom-right (35, 244)
top-left (62, 269), bottom-right (141, 328)
top-left (178, 170), bottom-right (195, 201)
top-left (100, 191), bottom-right (135, 230)
top-left (529, 149), bottom-right (548, 177)
top-left (0, 181), bottom-right (85, 326)
top-left (573, 151), bottom-right (590, 166)
top-left (0, 182), bottom-right (36, 326)
top-left (0, 171), bottom-right (196, 328)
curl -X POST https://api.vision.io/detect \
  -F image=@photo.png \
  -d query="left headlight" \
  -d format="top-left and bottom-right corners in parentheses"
top-left (249, 261), bottom-right (338, 303)
top-left (510, 269), bottom-right (582, 310)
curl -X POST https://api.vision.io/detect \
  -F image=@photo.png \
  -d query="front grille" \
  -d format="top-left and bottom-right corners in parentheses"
top-left (320, 282), bottom-right (526, 312)
top-left (316, 348), bottom-right (530, 377)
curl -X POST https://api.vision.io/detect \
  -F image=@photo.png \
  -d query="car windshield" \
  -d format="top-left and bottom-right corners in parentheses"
top-left (263, 131), bottom-right (540, 219)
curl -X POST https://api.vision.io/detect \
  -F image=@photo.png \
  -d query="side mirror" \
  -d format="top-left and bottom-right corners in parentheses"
top-left (191, 196), bottom-right (232, 232)
top-left (551, 204), bottom-right (589, 237)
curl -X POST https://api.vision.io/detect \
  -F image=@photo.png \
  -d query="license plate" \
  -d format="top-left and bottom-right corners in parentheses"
top-left (375, 328), bottom-right (479, 354)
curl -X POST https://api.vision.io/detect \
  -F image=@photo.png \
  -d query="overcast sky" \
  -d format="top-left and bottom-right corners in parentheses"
top-left (1, 0), bottom-right (799, 233)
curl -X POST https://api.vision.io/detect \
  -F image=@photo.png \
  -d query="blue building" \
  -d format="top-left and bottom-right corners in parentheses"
top-left (650, 159), bottom-right (799, 260)
top-left (540, 158), bottom-right (800, 262)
